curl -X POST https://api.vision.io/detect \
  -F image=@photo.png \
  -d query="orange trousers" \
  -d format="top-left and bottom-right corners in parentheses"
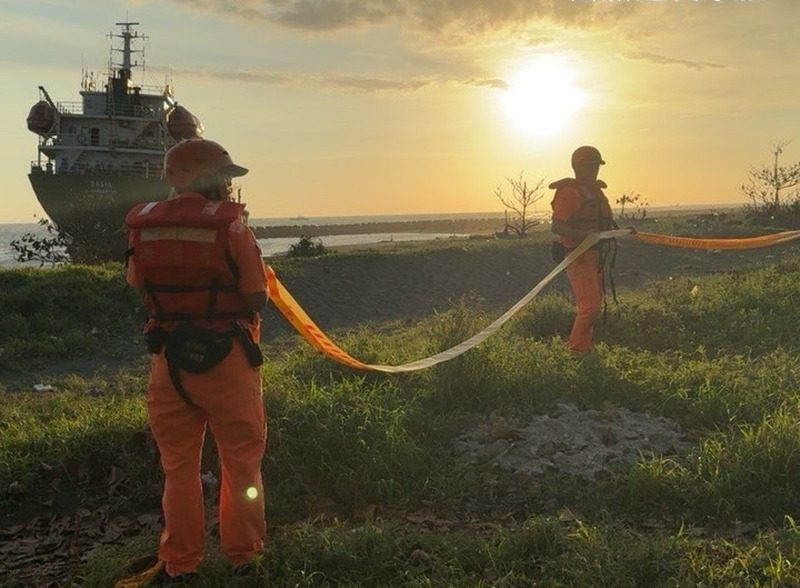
top-left (146, 343), bottom-right (266, 577)
top-left (565, 249), bottom-right (603, 355)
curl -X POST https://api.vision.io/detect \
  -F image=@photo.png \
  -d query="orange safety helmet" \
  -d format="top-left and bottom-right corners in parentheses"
top-left (571, 145), bottom-right (605, 170)
top-left (164, 138), bottom-right (248, 188)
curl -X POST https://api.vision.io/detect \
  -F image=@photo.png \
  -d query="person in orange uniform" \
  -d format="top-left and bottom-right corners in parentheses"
top-left (550, 145), bottom-right (616, 356)
top-left (121, 138), bottom-right (267, 584)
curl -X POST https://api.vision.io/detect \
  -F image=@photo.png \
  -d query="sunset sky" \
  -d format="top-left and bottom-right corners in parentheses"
top-left (1, 0), bottom-right (798, 223)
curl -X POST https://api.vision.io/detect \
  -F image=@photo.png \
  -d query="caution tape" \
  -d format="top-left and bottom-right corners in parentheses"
top-left (266, 228), bottom-right (800, 373)
top-left (266, 266), bottom-right (369, 370)
top-left (266, 229), bottom-right (630, 373)
top-left (633, 229), bottom-right (800, 250)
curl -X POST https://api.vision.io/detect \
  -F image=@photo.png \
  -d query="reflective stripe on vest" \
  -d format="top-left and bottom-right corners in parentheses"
top-left (139, 227), bottom-right (218, 243)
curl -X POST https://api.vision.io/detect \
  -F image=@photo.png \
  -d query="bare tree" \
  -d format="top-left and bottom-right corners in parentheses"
top-left (494, 173), bottom-right (545, 238)
top-left (616, 192), bottom-right (649, 220)
top-left (742, 141), bottom-right (800, 216)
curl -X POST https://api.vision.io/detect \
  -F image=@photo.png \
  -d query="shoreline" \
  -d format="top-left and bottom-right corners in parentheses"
top-left (249, 205), bottom-right (746, 239)
top-left (250, 217), bottom-right (505, 239)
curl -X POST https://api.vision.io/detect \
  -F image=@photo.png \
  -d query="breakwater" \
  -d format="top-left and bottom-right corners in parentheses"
top-left (251, 217), bottom-right (503, 239)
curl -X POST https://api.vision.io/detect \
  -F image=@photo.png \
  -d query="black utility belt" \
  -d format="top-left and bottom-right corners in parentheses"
top-left (145, 322), bottom-right (263, 370)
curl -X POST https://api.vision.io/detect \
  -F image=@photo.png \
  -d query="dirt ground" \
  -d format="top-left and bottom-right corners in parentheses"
top-left (260, 234), bottom-right (800, 338)
top-left (3, 232), bottom-right (798, 390)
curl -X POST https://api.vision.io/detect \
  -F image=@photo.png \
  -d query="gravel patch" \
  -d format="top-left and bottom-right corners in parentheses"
top-left (453, 402), bottom-right (689, 480)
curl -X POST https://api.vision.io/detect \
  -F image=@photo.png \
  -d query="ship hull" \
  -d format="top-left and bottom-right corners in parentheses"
top-left (28, 170), bottom-right (168, 262)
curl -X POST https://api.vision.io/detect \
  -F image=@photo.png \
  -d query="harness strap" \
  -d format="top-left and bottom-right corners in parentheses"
top-left (144, 283), bottom-right (239, 293)
top-left (166, 359), bottom-right (198, 408)
top-left (153, 310), bottom-right (254, 321)
top-left (599, 239), bottom-right (619, 324)
top-left (124, 247), bottom-right (134, 268)
top-left (208, 279), bottom-right (219, 321)
top-left (143, 279), bottom-right (167, 319)
top-left (225, 250), bottom-right (241, 282)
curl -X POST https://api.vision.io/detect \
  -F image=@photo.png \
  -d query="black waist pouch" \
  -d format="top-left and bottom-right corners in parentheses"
top-left (144, 327), bottom-right (167, 354)
top-left (164, 322), bottom-right (234, 374)
top-left (551, 241), bottom-right (571, 263)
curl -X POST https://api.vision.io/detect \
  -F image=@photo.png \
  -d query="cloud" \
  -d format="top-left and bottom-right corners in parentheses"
top-left (326, 74), bottom-right (429, 92)
top-left (156, 1), bottom-right (641, 94)
top-left (157, 65), bottom-right (509, 93)
top-left (465, 78), bottom-right (508, 90)
top-left (622, 51), bottom-right (726, 71)
top-left (166, 0), bottom-right (403, 30)
top-left (164, 68), bottom-right (293, 85)
top-left (407, 0), bottom-right (618, 38)
top-left (166, 0), bottom-right (633, 38)
top-left (270, 0), bottom-right (404, 31)
top-left (159, 65), bottom-right (434, 93)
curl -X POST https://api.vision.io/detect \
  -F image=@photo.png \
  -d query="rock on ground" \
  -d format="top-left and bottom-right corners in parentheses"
top-left (453, 402), bottom-right (689, 479)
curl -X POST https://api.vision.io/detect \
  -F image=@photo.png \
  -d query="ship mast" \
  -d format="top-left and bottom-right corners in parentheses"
top-left (109, 21), bottom-right (146, 87)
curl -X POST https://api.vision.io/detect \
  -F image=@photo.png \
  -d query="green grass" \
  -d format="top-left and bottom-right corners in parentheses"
top-left (3, 221), bottom-right (800, 586)
top-left (0, 373), bottom-right (158, 507)
top-left (84, 517), bottom-right (800, 587)
top-left (0, 263), bottom-right (142, 369)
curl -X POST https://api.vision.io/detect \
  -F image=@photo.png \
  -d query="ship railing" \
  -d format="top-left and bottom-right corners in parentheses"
top-left (57, 101), bottom-right (164, 119)
top-left (39, 133), bottom-right (164, 152)
top-left (108, 104), bottom-right (162, 118)
top-left (39, 134), bottom-right (164, 151)
top-left (135, 83), bottom-right (172, 96)
top-left (56, 102), bottom-right (84, 115)
top-left (30, 160), bottom-right (165, 178)
top-left (39, 134), bottom-right (81, 148)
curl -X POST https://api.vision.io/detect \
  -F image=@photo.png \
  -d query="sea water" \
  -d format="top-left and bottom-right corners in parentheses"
top-left (0, 212), bottom-right (509, 268)
top-left (0, 222), bottom-right (47, 267)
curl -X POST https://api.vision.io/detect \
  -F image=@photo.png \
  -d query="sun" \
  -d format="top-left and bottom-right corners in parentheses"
top-left (500, 57), bottom-right (587, 136)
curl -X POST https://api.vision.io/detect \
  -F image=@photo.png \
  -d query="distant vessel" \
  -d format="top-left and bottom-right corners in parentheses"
top-left (26, 21), bottom-right (203, 262)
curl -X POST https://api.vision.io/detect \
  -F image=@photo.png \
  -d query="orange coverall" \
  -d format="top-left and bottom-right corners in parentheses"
top-left (127, 205), bottom-right (267, 577)
top-left (551, 181), bottom-right (613, 355)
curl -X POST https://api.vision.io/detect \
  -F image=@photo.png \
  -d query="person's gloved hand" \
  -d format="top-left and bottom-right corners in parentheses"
top-left (626, 226), bottom-right (638, 235)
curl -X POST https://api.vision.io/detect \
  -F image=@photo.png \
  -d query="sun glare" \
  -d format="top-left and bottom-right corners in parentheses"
top-left (500, 57), bottom-right (587, 136)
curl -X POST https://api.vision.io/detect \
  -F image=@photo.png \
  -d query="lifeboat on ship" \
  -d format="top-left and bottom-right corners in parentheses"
top-left (167, 105), bottom-right (204, 140)
top-left (26, 100), bottom-right (56, 135)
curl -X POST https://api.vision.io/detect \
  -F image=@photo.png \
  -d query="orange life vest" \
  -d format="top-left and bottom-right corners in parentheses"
top-left (550, 178), bottom-right (614, 240)
top-left (125, 196), bottom-right (255, 323)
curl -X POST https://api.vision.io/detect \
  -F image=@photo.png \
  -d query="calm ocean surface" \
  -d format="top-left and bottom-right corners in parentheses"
top-left (0, 212), bottom-right (509, 268)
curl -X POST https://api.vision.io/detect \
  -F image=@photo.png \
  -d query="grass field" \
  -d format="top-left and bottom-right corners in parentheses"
top-left (2, 214), bottom-right (800, 586)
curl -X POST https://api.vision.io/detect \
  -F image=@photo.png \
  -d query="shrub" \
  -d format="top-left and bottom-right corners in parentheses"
top-left (288, 235), bottom-right (328, 258)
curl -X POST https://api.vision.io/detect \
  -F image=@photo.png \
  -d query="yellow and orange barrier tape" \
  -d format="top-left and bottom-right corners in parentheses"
top-left (265, 229), bottom-right (627, 373)
top-left (265, 228), bottom-right (800, 373)
top-left (634, 229), bottom-right (800, 250)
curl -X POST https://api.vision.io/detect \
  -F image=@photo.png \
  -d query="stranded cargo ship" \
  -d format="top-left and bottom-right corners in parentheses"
top-left (26, 22), bottom-right (203, 262)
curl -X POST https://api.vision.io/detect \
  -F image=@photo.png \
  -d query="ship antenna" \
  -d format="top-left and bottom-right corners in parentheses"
top-left (110, 21), bottom-right (146, 85)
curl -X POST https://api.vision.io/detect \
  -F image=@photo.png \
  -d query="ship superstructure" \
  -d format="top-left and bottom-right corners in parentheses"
top-left (26, 22), bottom-right (202, 261)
